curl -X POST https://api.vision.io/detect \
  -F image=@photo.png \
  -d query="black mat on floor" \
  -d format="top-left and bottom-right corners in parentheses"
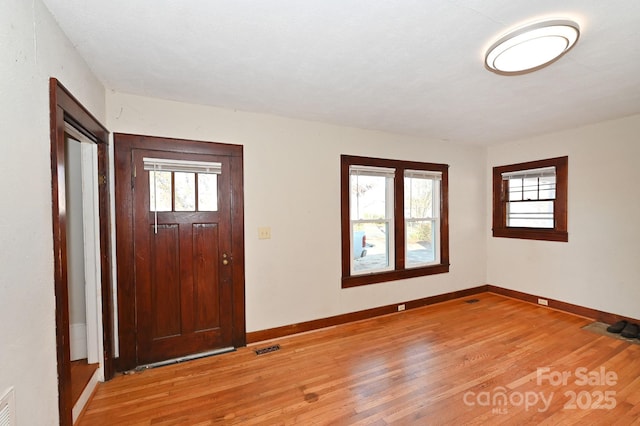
top-left (582, 321), bottom-right (640, 345)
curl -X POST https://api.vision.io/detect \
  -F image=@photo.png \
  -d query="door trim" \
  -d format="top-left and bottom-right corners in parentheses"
top-left (114, 133), bottom-right (246, 372)
top-left (50, 78), bottom-right (114, 426)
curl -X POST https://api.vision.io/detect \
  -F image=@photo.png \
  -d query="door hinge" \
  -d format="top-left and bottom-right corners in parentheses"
top-left (99, 174), bottom-right (107, 185)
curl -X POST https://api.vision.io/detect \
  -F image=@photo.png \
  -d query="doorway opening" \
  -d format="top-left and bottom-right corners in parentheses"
top-left (64, 125), bottom-right (103, 417)
top-left (50, 79), bottom-right (113, 426)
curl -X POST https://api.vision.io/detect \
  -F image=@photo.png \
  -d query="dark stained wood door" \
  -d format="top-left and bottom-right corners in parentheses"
top-left (132, 149), bottom-right (233, 364)
top-left (115, 134), bottom-right (245, 371)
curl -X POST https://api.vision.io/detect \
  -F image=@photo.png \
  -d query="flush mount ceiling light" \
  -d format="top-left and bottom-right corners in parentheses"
top-left (485, 19), bottom-right (580, 75)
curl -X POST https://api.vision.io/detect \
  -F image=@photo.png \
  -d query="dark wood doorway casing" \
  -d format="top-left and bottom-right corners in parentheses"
top-left (50, 78), bottom-right (114, 426)
top-left (114, 133), bottom-right (246, 372)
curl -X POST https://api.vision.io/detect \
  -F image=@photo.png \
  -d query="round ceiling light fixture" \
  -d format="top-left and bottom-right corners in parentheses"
top-left (485, 19), bottom-right (580, 75)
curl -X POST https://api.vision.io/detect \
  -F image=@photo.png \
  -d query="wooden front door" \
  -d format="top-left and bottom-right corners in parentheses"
top-left (115, 134), bottom-right (245, 370)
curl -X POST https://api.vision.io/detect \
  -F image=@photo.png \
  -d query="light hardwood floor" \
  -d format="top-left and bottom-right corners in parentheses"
top-left (71, 359), bottom-right (98, 406)
top-left (78, 293), bottom-right (640, 425)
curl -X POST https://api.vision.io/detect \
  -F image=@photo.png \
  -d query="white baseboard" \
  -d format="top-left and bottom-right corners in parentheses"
top-left (70, 323), bottom-right (87, 361)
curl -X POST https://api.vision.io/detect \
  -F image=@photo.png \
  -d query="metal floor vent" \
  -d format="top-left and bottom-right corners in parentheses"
top-left (465, 299), bottom-right (480, 304)
top-left (255, 344), bottom-right (281, 355)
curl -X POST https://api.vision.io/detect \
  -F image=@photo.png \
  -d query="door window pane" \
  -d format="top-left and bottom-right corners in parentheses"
top-left (149, 171), bottom-right (172, 212)
top-left (198, 174), bottom-right (218, 211)
top-left (174, 172), bottom-right (196, 211)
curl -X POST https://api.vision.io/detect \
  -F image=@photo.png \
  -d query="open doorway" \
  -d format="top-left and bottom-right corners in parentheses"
top-left (50, 79), bottom-right (114, 426)
top-left (64, 126), bottom-right (104, 419)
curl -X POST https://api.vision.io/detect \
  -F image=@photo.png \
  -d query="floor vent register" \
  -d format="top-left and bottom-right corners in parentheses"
top-left (255, 344), bottom-right (281, 355)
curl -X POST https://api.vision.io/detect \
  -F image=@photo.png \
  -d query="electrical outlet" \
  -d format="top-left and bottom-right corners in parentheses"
top-left (397, 304), bottom-right (406, 311)
top-left (258, 227), bottom-right (271, 240)
top-left (538, 298), bottom-right (549, 306)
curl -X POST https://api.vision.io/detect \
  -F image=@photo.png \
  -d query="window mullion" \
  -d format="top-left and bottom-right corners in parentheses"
top-left (395, 169), bottom-right (404, 270)
top-left (171, 172), bottom-right (175, 211)
top-left (195, 173), bottom-right (199, 211)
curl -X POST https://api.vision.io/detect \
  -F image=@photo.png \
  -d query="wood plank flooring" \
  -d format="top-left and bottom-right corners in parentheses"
top-left (78, 293), bottom-right (640, 425)
top-left (71, 359), bottom-right (99, 406)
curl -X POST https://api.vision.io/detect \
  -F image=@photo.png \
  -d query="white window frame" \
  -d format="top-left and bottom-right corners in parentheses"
top-left (404, 170), bottom-right (442, 268)
top-left (502, 166), bottom-right (556, 229)
top-left (349, 165), bottom-right (395, 275)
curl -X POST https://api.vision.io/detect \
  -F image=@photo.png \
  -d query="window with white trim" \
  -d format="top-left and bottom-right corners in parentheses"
top-left (503, 166), bottom-right (555, 228)
top-left (349, 165), bottom-right (395, 275)
top-left (341, 155), bottom-right (449, 288)
top-left (404, 170), bottom-right (441, 268)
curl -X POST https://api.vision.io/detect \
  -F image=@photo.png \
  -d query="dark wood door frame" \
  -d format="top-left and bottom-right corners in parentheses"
top-left (49, 79), bottom-right (114, 425)
top-left (114, 133), bottom-right (246, 372)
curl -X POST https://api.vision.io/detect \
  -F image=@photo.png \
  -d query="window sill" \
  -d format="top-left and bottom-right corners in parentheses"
top-left (492, 227), bottom-right (568, 242)
top-left (342, 264), bottom-right (450, 288)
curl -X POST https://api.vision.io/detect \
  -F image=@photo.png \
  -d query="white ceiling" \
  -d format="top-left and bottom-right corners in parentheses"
top-left (41, 0), bottom-right (640, 146)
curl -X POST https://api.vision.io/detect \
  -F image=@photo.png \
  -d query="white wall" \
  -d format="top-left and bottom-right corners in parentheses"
top-left (487, 114), bottom-right (640, 319)
top-left (65, 138), bottom-right (87, 327)
top-left (65, 138), bottom-right (88, 361)
top-left (106, 92), bottom-right (487, 332)
top-left (0, 0), bottom-right (105, 424)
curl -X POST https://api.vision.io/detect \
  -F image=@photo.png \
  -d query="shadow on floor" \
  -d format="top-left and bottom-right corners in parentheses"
top-left (582, 321), bottom-right (640, 345)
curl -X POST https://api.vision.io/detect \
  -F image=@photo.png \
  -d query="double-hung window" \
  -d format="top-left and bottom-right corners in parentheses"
top-left (341, 155), bottom-right (449, 288)
top-left (503, 167), bottom-right (555, 228)
top-left (404, 170), bottom-right (441, 268)
top-left (492, 156), bottom-right (568, 242)
top-left (349, 165), bottom-right (396, 275)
